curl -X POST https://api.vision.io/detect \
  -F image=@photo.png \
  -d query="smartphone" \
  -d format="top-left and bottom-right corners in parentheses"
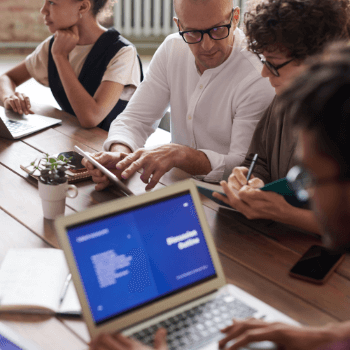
top-left (58, 151), bottom-right (86, 173)
top-left (289, 245), bottom-right (345, 284)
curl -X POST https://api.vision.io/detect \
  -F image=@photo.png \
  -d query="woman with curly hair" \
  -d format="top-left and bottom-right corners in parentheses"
top-left (0, 0), bottom-right (143, 131)
top-left (213, 0), bottom-right (350, 235)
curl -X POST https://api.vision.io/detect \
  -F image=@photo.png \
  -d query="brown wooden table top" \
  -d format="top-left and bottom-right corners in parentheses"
top-left (0, 103), bottom-right (348, 349)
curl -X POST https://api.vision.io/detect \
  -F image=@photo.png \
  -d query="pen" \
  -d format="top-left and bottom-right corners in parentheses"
top-left (59, 273), bottom-right (72, 305)
top-left (246, 153), bottom-right (259, 182)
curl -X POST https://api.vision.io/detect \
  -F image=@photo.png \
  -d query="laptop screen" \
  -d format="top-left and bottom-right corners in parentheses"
top-left (66, 191), bottom-right (217, 325)
top-left (0, 334), bottom-right (24, 350)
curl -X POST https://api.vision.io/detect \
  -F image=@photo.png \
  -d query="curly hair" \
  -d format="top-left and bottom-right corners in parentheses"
top-left (280, 42), bottom-right (350, 176)
top-left (244, 0), bottom-right (350, 59)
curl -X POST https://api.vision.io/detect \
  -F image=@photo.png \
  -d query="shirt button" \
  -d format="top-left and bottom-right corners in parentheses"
top-left (192, 142), bottom-right (195, 147)
top-left (199, 84), bottom-right (203, 89)
top-left (188, 115), bottom-right (192, 120)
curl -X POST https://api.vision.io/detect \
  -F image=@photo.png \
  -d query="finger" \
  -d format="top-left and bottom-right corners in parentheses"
top-left (212, 191), bottom-right (231, 206)
top-left (220, 181), bottom-right (241, 205)
top-left (112, 333), bottom-right (134, 347)
top-left (95, 180), bottom-right (110, 191)
top-left (116, 152), bottom-right (141, 171)
top-left (140, 165), bottom-right (156, 185)
top-left (145, 170), bottom-right (163, 191)
top-left (154, 328), bottom-right (168, 350)
top-left (121, 158), bottom-right (145, 180)
top-left (17, 93), bottom-right (30, 114)
top-left (227, 173), bottom-right (243, 191)
top-left (228, 327), bottom-right (280, 350)
top-left (6, 99), bottom-right (17, 112)
top-left (233, 167), bottom-right (249, 186)
top-left (248, 177), bottom-right (265, 189)
top-left (92, 333), bottom-right (124, 350)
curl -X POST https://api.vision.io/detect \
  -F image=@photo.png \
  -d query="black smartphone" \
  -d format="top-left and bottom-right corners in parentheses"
top-left (289, 245), bottom-right (344, 284)
top-left (58, 151), bottom-right (86, 172)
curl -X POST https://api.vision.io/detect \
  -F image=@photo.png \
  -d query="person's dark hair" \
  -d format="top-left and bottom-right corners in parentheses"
top-left (280, 42), bottom-right (350, 176)
top-left (88, 0), bottom-right (111, 16)
top-left (244, 0), bottom-right (350, 59)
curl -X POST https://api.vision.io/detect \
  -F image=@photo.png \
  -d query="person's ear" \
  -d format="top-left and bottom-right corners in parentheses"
top-left (173, 17), bottom-right (180, 29)
top-left (233, 7), bottom-right (240, 28)
top-left (79, 0), bottom-right (91, 17)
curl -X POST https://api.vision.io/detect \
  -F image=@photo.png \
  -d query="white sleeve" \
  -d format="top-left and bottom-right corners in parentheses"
top-left (25, 37), bottom-right (51, 87)
top-left (197, 75), bottom-right (275, 182)
top-left (102, 46), bottom-right (141, 88)
top-left (103, 38), bottom-right (172, 152)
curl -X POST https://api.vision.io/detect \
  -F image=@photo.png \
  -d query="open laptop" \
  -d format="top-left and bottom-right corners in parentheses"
top-left (0, 106), bottom-right (62, 140)
top-left (0, 322), bottom-right (44, 350)
top-left (55, 179), bottom-right (298, 349)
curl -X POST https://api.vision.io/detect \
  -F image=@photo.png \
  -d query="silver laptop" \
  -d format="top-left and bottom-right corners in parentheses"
top-left (0, 106), bottom-right (62, 139)
top-left (0, 322), bottom-right (44, 350)
top-left (55, 179), bottom-right (298, 349)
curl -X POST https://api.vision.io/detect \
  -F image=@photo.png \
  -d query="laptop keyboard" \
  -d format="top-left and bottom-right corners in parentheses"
top-left (5, 119), bottom-right (34, 134)
top-left (131, 294), bottom-right (258, 350)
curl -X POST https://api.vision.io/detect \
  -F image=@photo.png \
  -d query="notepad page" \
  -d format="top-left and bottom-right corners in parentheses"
top-left (0, 249), bottom-right (68, 312)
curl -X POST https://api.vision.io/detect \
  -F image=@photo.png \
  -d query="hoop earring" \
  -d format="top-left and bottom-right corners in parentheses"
top-left (80, 13), bottom-right (82, 19)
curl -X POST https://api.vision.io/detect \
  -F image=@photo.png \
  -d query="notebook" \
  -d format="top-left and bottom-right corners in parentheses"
top-left (0, 322), bottom-right (44, 350)
top-left (0, 248), bottom-right (81, 316)
top-left (55, 179), bottom-right (298, 348)
top-left (0, 106), bottom-right (61, 139)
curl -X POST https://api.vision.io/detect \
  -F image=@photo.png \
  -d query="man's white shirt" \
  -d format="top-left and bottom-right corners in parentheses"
top-left (104, 28), bottom-right (275, 182)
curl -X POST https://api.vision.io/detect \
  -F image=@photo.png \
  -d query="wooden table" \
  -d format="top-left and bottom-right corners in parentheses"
top-left (1, 104), bottom-right (349, 349)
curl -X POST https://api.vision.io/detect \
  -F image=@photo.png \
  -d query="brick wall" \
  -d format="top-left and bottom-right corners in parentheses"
top-left (0, 0), bottom-right (113, 43)
top-left (0, 0), bottom-right (48, 42)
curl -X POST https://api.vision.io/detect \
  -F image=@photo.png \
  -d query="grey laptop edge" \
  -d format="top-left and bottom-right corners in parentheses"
top-left (0, 106), bottom-right (61, 140)
top-left (55, 179), bottom-right (298, 350)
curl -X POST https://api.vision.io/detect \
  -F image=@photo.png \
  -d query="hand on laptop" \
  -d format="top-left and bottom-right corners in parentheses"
top-left (218, 318), bottom-right (347, 350)
top-left (82, 151), bottom-right (129, 191)
top-left (89, 328), bottom-right (168, 350)
top-left (3, 92), bottom-right (34, 115)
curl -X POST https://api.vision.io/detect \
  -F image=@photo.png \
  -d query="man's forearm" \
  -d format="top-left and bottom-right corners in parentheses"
top-left (110, 143), bottom-right (133, 154)
top-left (175, 144), bottom-right (212, 175)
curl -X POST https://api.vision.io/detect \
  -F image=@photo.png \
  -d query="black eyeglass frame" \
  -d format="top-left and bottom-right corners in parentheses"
top-left (256, 53), bottom-right (294, 77)
top-left (177, 9), bottom-right (235, 44)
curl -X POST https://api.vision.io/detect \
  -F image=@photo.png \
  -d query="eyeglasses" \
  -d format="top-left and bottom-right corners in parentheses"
top-left (286, 165), bottom-right (350, 202)
top-left (178, 9), bottom-right (234, 44)
top-left (256, 53), bottom-right (294, 77)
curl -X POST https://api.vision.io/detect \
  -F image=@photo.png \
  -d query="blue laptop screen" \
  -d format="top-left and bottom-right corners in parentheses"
top-left (0, 334), bottom-right (23, 350)
top-left (66, 191), bottom-right (217, 325)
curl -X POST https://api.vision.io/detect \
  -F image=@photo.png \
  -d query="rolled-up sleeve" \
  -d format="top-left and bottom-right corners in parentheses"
top-left (103, 38), bottom-right (171, 152)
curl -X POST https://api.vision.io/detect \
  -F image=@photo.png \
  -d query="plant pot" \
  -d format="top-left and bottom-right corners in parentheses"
top-left (38, 180), bottom-right (78, 220)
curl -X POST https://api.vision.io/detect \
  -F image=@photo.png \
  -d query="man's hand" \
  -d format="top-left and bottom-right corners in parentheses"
top-left (218, 319), bottom-right (346, 350)
top-left (227, 167), bottom-right (265, 191)
top-left (116, 145), bottom-right (183, 191)
top-left (89, 328), bottom-right (168, 350)
top-left (52, 25), bottom-right (79, 58)
top-left (82, 151), bottom-right (129, 191)
top-left (4, 92), bottom-right (34, 115)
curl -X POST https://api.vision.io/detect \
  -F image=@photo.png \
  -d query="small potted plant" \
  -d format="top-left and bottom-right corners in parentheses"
top-left (30, 154), bottom-right (78, 220)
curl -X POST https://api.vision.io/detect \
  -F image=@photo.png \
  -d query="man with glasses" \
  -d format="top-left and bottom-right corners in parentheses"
top-left (82, 0), bottom-right (274, 191)
top-left (214, 0), bottom-right (350, 235)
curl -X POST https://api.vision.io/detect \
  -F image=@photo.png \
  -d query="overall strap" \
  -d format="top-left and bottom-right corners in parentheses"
top-left (48, 28), bottom-right (143, 131)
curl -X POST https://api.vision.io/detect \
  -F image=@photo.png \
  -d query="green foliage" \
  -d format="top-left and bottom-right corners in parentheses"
top-left (30, 153), bottom-right (73, 185)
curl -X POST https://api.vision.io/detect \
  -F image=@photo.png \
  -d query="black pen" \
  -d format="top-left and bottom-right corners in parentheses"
top-left (246, 153), bottom-right (259, 182)
top-left (59, 273), bottom-right (72, 305)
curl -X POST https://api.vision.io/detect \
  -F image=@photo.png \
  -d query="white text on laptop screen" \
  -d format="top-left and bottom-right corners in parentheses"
top-left (66, 191), bottom-right (217, 325)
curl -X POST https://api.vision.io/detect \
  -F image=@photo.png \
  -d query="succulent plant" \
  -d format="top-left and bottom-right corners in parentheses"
top-left (30, 153), bottom-right (73, 185)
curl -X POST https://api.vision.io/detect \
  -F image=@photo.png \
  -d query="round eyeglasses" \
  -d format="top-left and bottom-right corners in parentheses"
top-left (256, 53), bottom-right (294, 77)
top-left (178, 10), bottom-right (234, 44)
